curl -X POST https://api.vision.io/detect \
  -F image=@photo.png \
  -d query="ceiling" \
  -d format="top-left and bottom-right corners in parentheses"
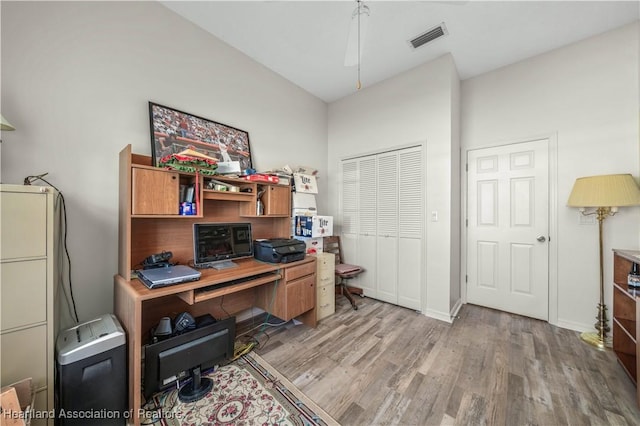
top-left (160, 1), bottom-right (640, 103)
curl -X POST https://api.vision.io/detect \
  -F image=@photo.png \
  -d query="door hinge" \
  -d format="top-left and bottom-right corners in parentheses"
top-left (465, 218), bottom-right (468, 227)
top-left (465, 163), bottom-right (468, 172)
top-left (465, 275), bottom-right (468, 283)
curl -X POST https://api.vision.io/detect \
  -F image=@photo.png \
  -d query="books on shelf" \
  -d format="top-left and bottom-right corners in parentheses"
top-left (185, 186), bottom-right (195, 203)
top-left (179, 182), bottom-right (198, 215)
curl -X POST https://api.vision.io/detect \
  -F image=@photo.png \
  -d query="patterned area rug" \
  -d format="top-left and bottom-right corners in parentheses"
top-left (151, 352), bottom-right (338, 426)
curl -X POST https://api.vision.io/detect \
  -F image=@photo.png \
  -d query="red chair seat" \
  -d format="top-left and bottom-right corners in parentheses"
top-left (335, 263), bottom-right (362, 275)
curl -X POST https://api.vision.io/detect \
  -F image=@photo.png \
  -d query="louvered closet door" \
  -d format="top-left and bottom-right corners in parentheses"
top-left (340, 160), bottom-right (359, 265)
top-left (376, 152), bottom-right (399, 303)
top-left (340, 145), bottom-right (424, 310)
top-left (340, 157), bottom-right (377, 296)
top-left (357, 156), bottom-right (377, 296)
top-left (397, 147), bottom-right (423, 310)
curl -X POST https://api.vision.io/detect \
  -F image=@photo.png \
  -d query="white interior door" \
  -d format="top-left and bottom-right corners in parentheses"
top-left (340, 157), bottom-right (377, 295)
top-left (397, 146), bottom-right (423, 310)
top-left (466, 139), bottom-right (549, 320)
top-left (357, 156), bottom-right (378, 295)
top-left (376, 152), bottom-right (399, 303)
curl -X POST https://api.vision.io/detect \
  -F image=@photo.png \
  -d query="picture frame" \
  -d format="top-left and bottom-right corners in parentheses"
top-left (148, 102), bottom-right (253, 171)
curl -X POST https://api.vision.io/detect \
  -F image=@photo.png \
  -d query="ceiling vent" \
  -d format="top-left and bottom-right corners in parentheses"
top-left (409, 23), bottom-right (448, 49)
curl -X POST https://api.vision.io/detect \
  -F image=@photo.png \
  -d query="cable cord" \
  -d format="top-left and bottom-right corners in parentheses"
top-left (235, 318), bottom-right (288, 340)
top-left (56, 203), bottom-right (76, 325)
top-left (260, 277), bottom-right (280, 335)
top-left (24, 174), bottom-right (80, 323)
top-left (219, 294), bottom-right (231, 319)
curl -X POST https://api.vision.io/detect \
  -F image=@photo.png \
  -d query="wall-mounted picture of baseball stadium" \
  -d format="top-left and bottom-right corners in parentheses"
top-left (148, 102), bottom-right (253, 173)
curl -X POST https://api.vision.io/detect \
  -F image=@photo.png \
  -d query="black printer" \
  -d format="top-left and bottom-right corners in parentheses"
top-left (254, 238), bottom-right (306, 263)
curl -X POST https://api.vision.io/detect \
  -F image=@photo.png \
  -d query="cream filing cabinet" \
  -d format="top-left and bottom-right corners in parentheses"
top-left (1, 184), bottom-right (56, 425)
top-left (315, 252), bottom-right (335, 320)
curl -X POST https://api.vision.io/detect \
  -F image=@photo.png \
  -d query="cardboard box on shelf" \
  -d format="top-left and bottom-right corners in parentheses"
top-left (291, 192), bottom-right (317, 212)
top-left (1, 378), bottom-right (35, 426)
top-left (294, 236), bottom-right (324, 254)
top-left (294, 215), bottom-right (333, 238)
top-left (293, 173), bottom-right (318, 194)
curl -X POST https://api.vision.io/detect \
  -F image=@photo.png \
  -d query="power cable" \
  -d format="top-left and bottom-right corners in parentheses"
top-left (23, 173), bottom-right (80, 323)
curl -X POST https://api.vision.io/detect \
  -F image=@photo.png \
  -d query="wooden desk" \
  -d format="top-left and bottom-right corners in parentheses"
top-left (114, 257), bottom-right (316, 425)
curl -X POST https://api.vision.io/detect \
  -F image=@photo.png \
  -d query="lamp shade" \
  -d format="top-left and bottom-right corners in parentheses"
top-left (0, 115), bottom-right (15, 131)
top-left (567, 174), bottom-right (640, 207)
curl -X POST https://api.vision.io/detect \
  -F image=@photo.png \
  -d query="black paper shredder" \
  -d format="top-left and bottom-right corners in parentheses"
top-left (55, 314), bottom-right (127, 425)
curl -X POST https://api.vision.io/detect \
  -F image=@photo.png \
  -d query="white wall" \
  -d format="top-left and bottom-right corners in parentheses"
top-left (461, 22), bottom-right (640, 331)
top-left (449, 58), bottom-right (462, 312)
top-left (2, 1), bottom-right (637, 333)
top-left (327, 54), bottom-right (461, 321)
top-left (1, 1), bottom-right (327, 326)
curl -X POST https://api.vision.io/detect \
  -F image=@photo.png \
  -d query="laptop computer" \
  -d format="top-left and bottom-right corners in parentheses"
top-left (137, 265), bottom-right (201, 289)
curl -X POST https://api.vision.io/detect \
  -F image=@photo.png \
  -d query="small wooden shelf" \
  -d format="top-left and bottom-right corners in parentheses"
top-left (239, 214), bottom-right (291, 218)
top-left (614, 317), bottom-right (637, 342)
top-left (203, 189), bottom-right (255, 202)
top-left (612, 249), bottom-right (640, 404)
top-left (617, 351), bottom-right (638, 385)
top-left (132, 214), bottom-right (203, 219)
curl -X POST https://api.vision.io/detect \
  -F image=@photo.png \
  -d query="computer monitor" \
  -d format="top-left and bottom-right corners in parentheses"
top-left (193, 222), bottom-right (253, 269)
top-left (143, 316), bottom-right (235, 402)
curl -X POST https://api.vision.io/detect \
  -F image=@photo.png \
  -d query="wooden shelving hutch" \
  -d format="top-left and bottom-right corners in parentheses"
top-left (119, 145), bottom-right (294, 277)
top-left (115, 145), bottom-right (316, 425)
top-left (612, 249), bottom-right (640, 406)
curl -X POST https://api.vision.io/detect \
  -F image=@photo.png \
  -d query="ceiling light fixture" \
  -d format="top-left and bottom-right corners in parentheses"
top-left (344, 0), bottom-right (370, 90)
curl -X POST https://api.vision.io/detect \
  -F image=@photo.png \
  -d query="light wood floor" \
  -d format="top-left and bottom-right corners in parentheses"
top-left (256, 296), bottom-right (640, 426)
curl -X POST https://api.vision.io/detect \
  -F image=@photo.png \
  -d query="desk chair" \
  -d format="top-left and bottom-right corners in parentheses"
top-left (323, 236), bottom-right (364, 311)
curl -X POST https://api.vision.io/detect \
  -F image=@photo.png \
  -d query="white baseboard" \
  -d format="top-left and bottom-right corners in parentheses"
top-left (555, 318), bottom-right (592, 333)
top-left (423, 308), bottom-right (454, 323)
top-left (450, 299), bottom-right (463, 321)
top-left (423, 299), bottom-right (464, 323)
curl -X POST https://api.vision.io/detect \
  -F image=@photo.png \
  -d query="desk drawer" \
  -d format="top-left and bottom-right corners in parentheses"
top-left (1, 324), bottom-right (48, 388)
top-left (316, 267), bottom-right (334, 283)
top-left (1, 192), bottom-right (47, 260)
top-left (317, 274), bottom-right (334, 288)
top-left (1, 259), bottom-right (47, 331)
top-left (317, 282), bottom-right (335, 321)
top-left (286, 275), bottom-right (315, 319)
top-left (285, 260), bottom-right (315, 282)
top-left (317, 283), bottom-right (334, 307)
top-left (315, 252), bottom-right (335, 274)
top-left (317, 299), bottom-right (335, 321)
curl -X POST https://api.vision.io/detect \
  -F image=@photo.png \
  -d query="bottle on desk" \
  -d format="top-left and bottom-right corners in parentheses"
top-left (628, 262), bottom-right (640, 288)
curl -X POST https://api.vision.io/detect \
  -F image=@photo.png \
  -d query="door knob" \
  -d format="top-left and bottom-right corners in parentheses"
top-left (536, 235), bottom-right (547, 242)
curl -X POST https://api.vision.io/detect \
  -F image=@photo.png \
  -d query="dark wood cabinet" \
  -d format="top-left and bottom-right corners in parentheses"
top-left (612, 249), bottom-right (640, 406)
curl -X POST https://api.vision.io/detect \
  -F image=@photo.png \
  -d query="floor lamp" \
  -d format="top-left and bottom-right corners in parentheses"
top-left (567, 174), bottom-right (640, 349)
top-left (0, 114), bottom-right (15, 142)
